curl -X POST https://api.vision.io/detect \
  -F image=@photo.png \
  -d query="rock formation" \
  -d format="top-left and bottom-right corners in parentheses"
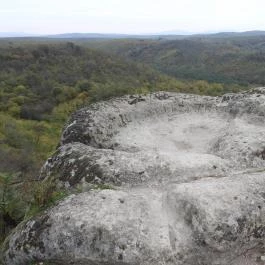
top-left (3, 89), bottom-right (265, 265)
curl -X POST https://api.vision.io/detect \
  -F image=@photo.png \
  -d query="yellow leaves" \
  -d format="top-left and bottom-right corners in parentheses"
top-left (0, 113), bottom-right (60, 166)
top-left (55, 86), bottom-right (79, 103)
top-left (51, 94), bottom-right (89, 122)
top-left (7, 103), bottom-right (20, 118)
top-left (76, 91), bottom-right (89, 101)
top-left (33, 179), bottom-right (56, 208)
top-left (13, 85), bottom-right (27, 95)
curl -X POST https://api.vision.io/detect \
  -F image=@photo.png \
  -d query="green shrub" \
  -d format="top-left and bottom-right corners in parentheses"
top-left (25, 179), bottom-right (68, 220)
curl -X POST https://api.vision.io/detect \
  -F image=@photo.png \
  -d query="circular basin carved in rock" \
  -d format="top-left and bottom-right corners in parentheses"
top-left (4, 89), bottom-right (265, 265)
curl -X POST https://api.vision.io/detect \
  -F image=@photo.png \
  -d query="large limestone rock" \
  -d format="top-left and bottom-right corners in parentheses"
top-left (3, 89), bottom-right (265, 265)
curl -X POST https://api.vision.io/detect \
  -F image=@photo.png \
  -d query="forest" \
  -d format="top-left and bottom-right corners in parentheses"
top-left (1, 33), bottom-right (265, 244)
top-left (86, 35), bottom-right (265, 85)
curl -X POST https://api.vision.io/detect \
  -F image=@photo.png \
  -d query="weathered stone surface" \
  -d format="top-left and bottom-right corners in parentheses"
top-left (3, 89), bottom-right (265, 265)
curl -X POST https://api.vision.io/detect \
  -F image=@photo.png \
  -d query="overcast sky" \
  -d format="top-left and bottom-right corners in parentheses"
top-left (1, 0), bottom-right (265, 34)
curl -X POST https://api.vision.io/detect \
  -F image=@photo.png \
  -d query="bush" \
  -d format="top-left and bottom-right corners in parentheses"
top-left (25, 178), bottom-right (68, 219)
top-left (20, 101), bottom-right (54, 121)
top-left (0, 173), bottom-right (28, 242)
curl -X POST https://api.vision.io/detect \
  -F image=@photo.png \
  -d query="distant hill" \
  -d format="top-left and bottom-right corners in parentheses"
top-left (87, 33), bottom-right (265, 85)
top-left (1, 30), bottom-right (265, 40)
top-left (44, 32), bottom-right (186, 40)
top-left (44, 33), bottom-right (131, 39)
top-left (47, 30), bottom-right (265, 40)
top-left (155, 30), bottom-right (197, 35)
top-left (43, 31), bottom-right (265, 39)
top-left (192, 30), bottom-right (265, 39)
top-left (0, 32), bottom-right (38, 38)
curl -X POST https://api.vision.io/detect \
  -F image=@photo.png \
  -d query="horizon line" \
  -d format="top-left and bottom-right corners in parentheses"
top-left (1, 29), bottom-right (265, 37)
